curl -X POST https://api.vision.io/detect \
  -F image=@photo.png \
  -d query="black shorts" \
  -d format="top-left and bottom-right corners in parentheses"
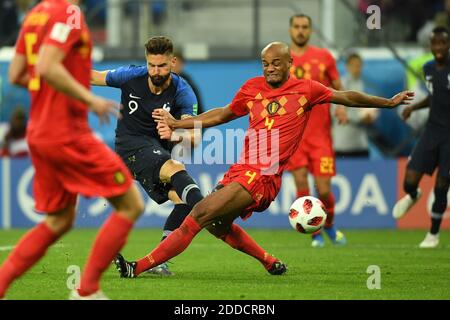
top-left (117, 140), bottom-right (172, 204)
top-left (407, 126), bottom-right (450, 179)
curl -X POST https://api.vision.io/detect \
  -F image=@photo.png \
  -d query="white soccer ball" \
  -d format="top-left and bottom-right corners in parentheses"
top-left (288, 196), bottom-right (327, 234)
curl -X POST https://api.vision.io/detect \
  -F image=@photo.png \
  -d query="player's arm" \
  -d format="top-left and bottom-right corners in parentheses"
top-left (153, 105), bottom-right (239, 140)
top-left (91, 70), bottom-right (109, 86)
top-left (8, 54), bottom-right (29, 88)
top-left (330, 90), bottom-right (415, 109)
top-left (330, 79), bottom-right (349, 125)
top-left (401, 95), bottom-right (430, 120)
top-left (176, 114), bottom-right (201, 147)
top-left (36, 45), bottom-right (120, 122)
top-left (154, 105), bottom-right (238, 129)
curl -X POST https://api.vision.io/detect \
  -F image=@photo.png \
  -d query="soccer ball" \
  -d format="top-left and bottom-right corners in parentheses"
top-left (288, 196), bottom-right (327, 234)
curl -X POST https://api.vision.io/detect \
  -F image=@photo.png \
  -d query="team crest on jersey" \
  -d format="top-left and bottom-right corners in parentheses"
top-left (293, 66), bottom-right (304, 79)
top-left (114, 171), bottom-right (126, 185)
top-left (267, 101), bottom-right (281, 115)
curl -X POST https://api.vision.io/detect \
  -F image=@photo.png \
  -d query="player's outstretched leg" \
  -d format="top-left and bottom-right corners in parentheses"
top-left (419, 175), bottom-right (449, 248)
top-left (393, 169), bottom-right (423, 219)
top-left (75, 184), bottom-right (143, 298)
top-left (0, 205), bottom-right (76, 299)
top-left (207, 220), bottom-right (287, 275)
top-left (114, 182), bottom-right (254, 278)
top-left (146, 196), bottom-right (191, 276)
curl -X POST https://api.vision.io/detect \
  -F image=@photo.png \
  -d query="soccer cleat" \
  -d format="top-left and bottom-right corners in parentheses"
top-left (146, 262), bottom-right (174, 276)
top-left (267, 260), bottom-right (288, 275)
top-left (114, 253), bottom-right (137, 278)
top-left (324, 226), bottom-right (347, 245)
top-left (69, 290), bottom-right (109, 300)
top-left (334, 230), bottom-right (347, 245)
top-left (311, 232), bottom-right (325, 248)
top-left (392, 189), bottom-right (422, 219)
top-left (419, 232), bottom-right (439, 248)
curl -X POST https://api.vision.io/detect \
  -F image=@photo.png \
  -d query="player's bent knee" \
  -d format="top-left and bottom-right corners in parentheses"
top-left (160, 159), bottom-right (186, 181)
top-left (112, 185), bottom-right (145, 221)
top-left (45, 212), bottom-right (75, 236)
top-left (190, 202), bottom-right (215, 228)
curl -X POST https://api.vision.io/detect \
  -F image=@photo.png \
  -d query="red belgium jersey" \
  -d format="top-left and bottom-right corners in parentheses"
top-left (15, 0), bottom-right (92, 144)
top-left (290, 46), bottom-right (339, 142)
top-left (229, 76), bottom-right (333, 175)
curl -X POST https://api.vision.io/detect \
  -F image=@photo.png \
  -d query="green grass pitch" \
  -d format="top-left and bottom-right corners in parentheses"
top-left (0, 228), bottom-right (449, 300)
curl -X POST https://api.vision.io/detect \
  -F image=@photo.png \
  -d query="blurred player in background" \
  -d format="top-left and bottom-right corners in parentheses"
top-left (393, 27), bottom-right (450, 248)
top-left (91, 36), bottom-right (203, 275)
top-left (173, 50), bottom-right (204, 115)
top-left (333, 53), bottom-right (378, 158)
top-left (286, 14), bottom-right (347, 247)
top-left (0, 0), bottom-right (144, 300)
top-left (112, 42), bottom-right (413, 278)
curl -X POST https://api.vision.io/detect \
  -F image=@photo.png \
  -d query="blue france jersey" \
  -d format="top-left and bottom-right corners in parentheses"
top-left (423, 60), bottom-right (450, 130)
top-left (106, 65), bottom-right (198, 153)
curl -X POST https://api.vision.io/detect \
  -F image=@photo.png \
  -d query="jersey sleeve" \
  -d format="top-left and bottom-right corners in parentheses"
top-left (308, 79), bottom-right (333, 108)
top-left (42, 9), bottom-right (83, 55)
top-left (105, 65), bottom-right (148, 88)
top-left (325, 50), bottom-right (340, 83)
top-left (15, 26), bottom-right (26, 55)
top-left (228, 82), bottom-right (251, 116)
top-left (175, 76), bottom-right (199, 116)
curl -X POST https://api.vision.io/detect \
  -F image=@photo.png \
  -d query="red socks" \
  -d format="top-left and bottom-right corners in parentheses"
top-left (78, 213), bottom-right (133, 296)
top-left (296, 189), bottom-right (310, 199)
top-left (320, 193), bottom-right (335, 228)
top-left (0, 222), bottom-right (59, 298)
top-left (135, 215), bottom-right (201, 275)
top-left (221, 223), bottom-right (277, 270)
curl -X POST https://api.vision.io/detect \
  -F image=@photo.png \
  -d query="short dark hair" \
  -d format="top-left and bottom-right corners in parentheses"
top-left (432, 26), bottom-right (449, 37)
top-left (289, 14), bottom-right (312, 27)
top-left (145, 36), bottom-right (173, 55)
top-left (346, 52), bottom-right (362, 64)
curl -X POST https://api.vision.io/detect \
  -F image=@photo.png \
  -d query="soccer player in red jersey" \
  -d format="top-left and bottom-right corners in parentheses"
top-left (286, 14), bottom-right (348, 247)
top-left (111, 42), bottom-right (413, 278)
top-left (0, 0), bottom-right (144, 300)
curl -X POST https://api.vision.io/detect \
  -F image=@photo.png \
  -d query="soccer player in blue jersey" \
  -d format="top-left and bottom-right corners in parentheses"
top-left (91, 36), bottom-right (203, 274)
top-left (393, 27), bottom-right (450, 248)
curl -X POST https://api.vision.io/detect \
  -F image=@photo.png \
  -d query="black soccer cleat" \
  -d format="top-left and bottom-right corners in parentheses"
top-left (114, 253), bottom-right (137, 278)
top-left (268, 260), bottom-right (288, 275)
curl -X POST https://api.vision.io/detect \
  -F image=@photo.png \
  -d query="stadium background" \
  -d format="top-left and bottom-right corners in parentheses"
top-left (1, 0), bottom-right (449, 230)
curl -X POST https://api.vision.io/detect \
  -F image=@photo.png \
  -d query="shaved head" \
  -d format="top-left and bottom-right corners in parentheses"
top-left (261, 42), bottom-right (292, 88)
top-left (261, 42), bottom-right (291, 60)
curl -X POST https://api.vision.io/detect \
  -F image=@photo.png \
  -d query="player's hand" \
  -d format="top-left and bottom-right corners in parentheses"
top-left (156, 120), bottom-right (174, 140)
top-left (334, 105), bottom-right (349, 125)
top-left (389, 91), bottom-right (415, 108)
top-left (88, 95), bottom-right (121, 125)
top-left (152, 108), bottom-right (176, 129)
top-left (402, 106), bottom-right (413, 120)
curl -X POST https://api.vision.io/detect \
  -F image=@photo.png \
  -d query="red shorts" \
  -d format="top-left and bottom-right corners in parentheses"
top-left (29, 133), bottom-right (133, 214)
top-left (219, 164), bottom-right (282, 220)
top-left (286, 136), bottom-right (335, 176)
